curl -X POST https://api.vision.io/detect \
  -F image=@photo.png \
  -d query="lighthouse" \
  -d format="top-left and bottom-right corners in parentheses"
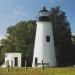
top-left (32, 7), bottom-right (57, 67)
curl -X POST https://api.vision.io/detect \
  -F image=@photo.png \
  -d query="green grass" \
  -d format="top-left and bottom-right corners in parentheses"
top-left (0, 67), bottom-right (75, 75)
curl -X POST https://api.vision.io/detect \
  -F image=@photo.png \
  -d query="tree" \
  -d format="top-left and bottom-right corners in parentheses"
top-left (50, 6), bottom-right (73, 66)
top-left (1, 20), bottom-right (36, 66)
top-left (0, 45), bottom-right (4, 65)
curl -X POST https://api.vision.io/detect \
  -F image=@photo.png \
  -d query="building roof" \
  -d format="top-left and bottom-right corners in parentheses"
top-left (39, 6), bottom-right (49, 12)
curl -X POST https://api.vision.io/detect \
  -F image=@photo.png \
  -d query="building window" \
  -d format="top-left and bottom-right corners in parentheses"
top-left (46, 36), bottom-right (50, 42)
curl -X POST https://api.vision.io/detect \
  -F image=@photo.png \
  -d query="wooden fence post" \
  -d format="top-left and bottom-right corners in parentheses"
top-left (11, 60), bottom-right (13, 69)
top-left (6, 60), bottom-right (9, 72)
top-left (25, 60), bottom-right (27, 70)
top-left (42, 60), bottom-right (44, 71)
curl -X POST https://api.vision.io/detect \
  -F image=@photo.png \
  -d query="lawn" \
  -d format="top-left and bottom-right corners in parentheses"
top-left (0, 67), bottom-right (75, 75)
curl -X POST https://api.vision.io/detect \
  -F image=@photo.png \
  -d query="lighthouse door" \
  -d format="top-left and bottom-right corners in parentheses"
top-left (35, 57), bottom-right (38, 66)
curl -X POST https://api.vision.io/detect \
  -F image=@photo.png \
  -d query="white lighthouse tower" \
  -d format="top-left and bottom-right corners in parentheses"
top-left (32, 7), bottom-right (57, 67)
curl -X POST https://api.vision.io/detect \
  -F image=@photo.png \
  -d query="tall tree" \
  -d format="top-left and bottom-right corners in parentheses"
top-left (50, 6), bottom-right (73, 66)
top-left (1, 20), bottom-right (36, 66)
top-left (0, 45), bottom-right (4, 65)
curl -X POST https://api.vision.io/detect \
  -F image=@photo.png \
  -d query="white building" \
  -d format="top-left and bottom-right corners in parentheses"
top-left (32, 7), bottom-right (57, 67)
top-left (2, 53), bottom-right (21, 67)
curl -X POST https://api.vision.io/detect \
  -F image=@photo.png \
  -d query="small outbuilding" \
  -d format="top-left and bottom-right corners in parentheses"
top-left (2, 53), bottom-right (21, 67)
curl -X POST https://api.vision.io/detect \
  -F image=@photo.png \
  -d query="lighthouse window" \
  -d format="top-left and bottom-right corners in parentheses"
top-left (46, 36), bottom-right (50, 42)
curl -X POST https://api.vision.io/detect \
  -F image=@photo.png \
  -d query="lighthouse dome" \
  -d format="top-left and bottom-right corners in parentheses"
top-left (38, 6), bottom-right (50, 21)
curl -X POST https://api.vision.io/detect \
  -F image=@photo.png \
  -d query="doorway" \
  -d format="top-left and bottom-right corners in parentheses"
top-left (14, 57), bottom-right (18, 66)
top-left (35, 57), bottom-right (38, 66)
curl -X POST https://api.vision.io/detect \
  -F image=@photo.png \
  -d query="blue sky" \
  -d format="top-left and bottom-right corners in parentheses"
top-left (0, 0), bottom-right (75, 39)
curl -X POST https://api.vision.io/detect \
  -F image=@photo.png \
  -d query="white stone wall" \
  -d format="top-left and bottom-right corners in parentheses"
top-left (32, 21), bottom-right (57, 67)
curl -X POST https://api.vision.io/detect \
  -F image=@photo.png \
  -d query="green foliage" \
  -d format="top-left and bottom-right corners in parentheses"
top-left (0, 45), bottom-right (4, 65)
top-left (50, 6), bottom-right (72, 66)
top-left (0, 67), bottom-right (75, 75)
top-left (1, 20), bottom-right (36, 66)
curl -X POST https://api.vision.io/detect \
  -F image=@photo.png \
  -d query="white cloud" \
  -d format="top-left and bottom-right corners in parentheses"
top-left (0, 34), bottom-right (6, 40)
top-left (44, 0), bottom-right (63, 4)
top-left (72, 33), bottom-right (75, 36)
top-left (58, 0), bottom-right (63, 2)
top-left (23, 12), bottom-right (29, 16)
top-left (13, 7), bottom-right (29, 17)
top-left (13, 10), bottom-right (29, 17)
top-left (44, 0), bottom-right (54, 3)
top-left (49, 0), bottom-right (54, 4)
top-left (13, 10), bottom-right (20, 15)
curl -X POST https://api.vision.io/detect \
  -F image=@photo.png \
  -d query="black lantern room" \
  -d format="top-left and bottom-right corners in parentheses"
top-left (38, 7), bottom-right (50, 21)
